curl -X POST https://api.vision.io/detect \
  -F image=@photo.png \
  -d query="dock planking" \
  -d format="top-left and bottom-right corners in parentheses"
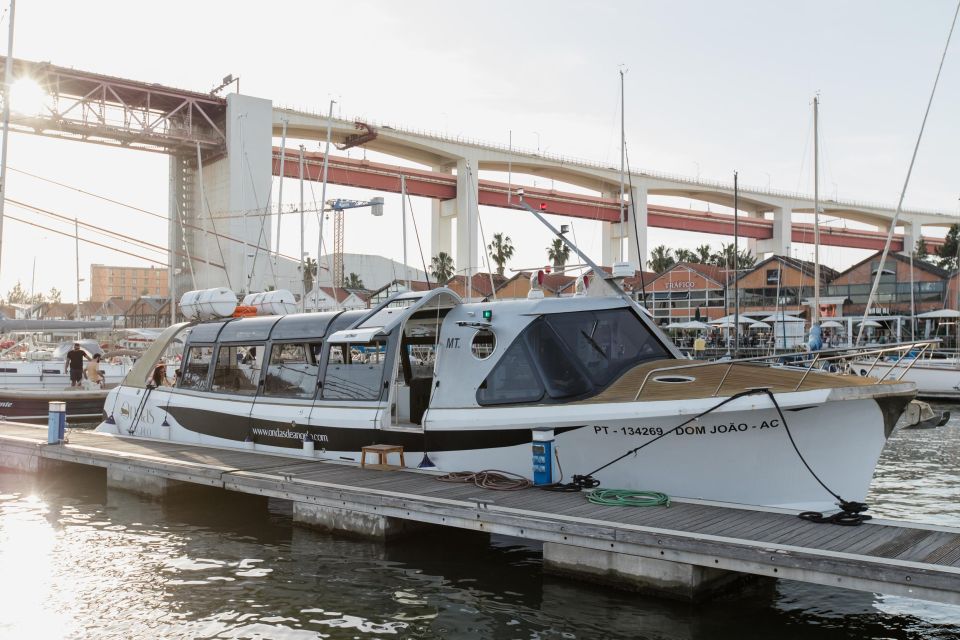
top-left (0, 421), bottom-right (958, 604)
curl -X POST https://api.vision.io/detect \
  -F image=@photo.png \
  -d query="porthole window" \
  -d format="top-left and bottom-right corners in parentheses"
top-left (471, 329), bottom-right (496, 360)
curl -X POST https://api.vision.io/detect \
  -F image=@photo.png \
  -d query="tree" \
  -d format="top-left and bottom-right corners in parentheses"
top-left (649, 245), bottom-right (675, 273)
top-left (47, 287), bottom-right (62, 303)
top-left (5, 281), bottom-right (29, 304)
top-left (710, 243), bottom-right (756, 270)
top-left (546, 238), bottom-right (571, 272)
top-left (937, 224), bottom-right (960, 270)
top-left (430, 252), bottom-right (455, 285)
top-left (675, 248), bottom-right (696, 263)
top-left (487, 232), bottom-right (515, 276)
top-left (345, 272), bottom-right (365, 290)
top-left (914, 237), bottom-right (929, 262)
top-left (696, 244), bottom-right (713, 264)
top-left (302, 258), bottom-right (318, 294)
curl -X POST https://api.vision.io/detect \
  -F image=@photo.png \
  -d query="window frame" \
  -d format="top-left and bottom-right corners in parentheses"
top-left (209, 342), bottom-right (265, 396)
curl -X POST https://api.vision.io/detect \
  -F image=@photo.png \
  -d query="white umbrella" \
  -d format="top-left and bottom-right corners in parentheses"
top-left (857, 319), bottom-right (882, 328)
top-left (712, 314), bottom-right (754, 324)
top-left (684, 320), bottom-right (711, 330)
top-left (916, 309), bottom-right (960, 319)
top-left (712, 320), bottom-right (736, 328)
top-left (748, 321), bottom-right (771, 330)
top-left (821, 320), bottom-right (845, 329)
top-left (762, 313), bottom-right (804, 322)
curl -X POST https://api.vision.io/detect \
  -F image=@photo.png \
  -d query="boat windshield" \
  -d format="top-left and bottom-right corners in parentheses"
top-left (477, 308), bottom-right (668, 405)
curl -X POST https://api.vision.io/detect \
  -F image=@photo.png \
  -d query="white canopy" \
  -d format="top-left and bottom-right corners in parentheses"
top-left (916, 309), bottom-right (960, 319)
top-left (711, 314), bottom-right (754, 324)
top-left (857, 319), bottom-right (883, 328)
top-left (748, 321), bottom-right (771, 329)
top-left (762, 313), bottom-right (805, 322)
top-left (712, 320), bottom-right (737, 328)
top-left (821, 320), bottom-right (845, 329)
top-left (666, 320), bottom-right (711, 330)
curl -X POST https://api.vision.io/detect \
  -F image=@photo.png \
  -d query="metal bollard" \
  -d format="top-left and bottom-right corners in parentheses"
top-left (47, 401), bottom-right (66, 445)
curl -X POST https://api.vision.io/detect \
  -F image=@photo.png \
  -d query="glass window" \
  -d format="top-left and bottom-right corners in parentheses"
top-left (322, 340), bottom-right (387, 400)
top-left (766, 269), bottom-right (780, 285)
top-left (477, 339), bottom-right (545, 405)
top-left (211, 344), bottom-right (263, 395)
top-left (264, 343), bottom-right (320, 398)
top-left (180, 345), bottom-right (214, 391)
top-left (545, 309), bottom-right (669, 388)
top-left (470, 329), bottom-right (496, 359)
top-left (526, 320), bottom-right (592, 398)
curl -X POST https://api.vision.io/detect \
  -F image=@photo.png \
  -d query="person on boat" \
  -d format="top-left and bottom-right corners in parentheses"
top-left (86, 353), bottom-right (104, 388)
top-left (151, 363), bottom-right (170, 387)
top-left (64, 343), bottom-right (90, 388)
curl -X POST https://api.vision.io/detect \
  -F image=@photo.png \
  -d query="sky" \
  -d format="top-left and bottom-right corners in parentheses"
top-left (1, 0), bottom-right (959, 302)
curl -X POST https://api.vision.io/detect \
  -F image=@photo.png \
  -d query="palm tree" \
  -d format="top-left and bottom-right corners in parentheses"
top-left (487, 232), bottom-right (515, 276)
top-left (345, 272), bottom-right (365, 290)
top-left (675, 248), bottom-right (696, 263)
top-left (695, 244), bottom-right (713, 264)
top-left (430, 252), bottom-right (455, 285)
top-left (546, 238), bottom-right (571, 273)
top-left (302, 257), bottom-right (318, 294)
top-left (649, 245), bottom-right (675, 273)
top-left (710, 243), bottom-right (756, 270)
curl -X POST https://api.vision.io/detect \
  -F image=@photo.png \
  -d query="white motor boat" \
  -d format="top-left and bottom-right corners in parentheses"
top-left (96, 277), bottom-right (915, 513)
top-left (850, 352), bottom-right (960, 400)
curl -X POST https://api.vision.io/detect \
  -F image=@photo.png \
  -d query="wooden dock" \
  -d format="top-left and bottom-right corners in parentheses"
top-left (1, 420), bottom-right (958, 605)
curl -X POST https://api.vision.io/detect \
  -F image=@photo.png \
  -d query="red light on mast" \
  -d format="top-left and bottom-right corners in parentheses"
top-left (539, 202), bottom-right (548, 211)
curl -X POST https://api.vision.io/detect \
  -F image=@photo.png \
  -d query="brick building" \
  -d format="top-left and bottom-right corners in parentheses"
top-left (90, 264), bottom-right (168, 301)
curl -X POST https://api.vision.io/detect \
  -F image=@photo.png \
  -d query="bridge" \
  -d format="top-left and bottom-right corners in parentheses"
top-left (0, 55), bottom-right (954, 294)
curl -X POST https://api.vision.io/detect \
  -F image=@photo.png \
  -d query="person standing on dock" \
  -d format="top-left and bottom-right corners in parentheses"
top-left (86, 353), bottom-right (104, 388)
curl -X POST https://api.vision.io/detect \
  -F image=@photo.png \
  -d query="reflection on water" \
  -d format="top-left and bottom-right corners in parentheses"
top-left (0, 417), bottom-right (958, 639)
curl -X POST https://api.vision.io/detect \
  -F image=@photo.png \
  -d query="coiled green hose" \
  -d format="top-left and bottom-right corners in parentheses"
top-left (587, 488), bottom-right (670, 508)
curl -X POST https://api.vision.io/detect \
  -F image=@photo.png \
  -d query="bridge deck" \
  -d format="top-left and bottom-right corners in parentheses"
top-left (0, 421), bottom-right (957, 605)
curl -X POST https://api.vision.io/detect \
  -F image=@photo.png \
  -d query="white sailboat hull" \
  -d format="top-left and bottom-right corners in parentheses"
top-left (852, 359), bottom-right (960, 399)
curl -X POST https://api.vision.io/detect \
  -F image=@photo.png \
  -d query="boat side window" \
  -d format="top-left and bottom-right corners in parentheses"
top-left (180, 345), bottom-right (215, 391)
top-left (525, 319), bottom-right (592, 399)
top-left (545, 308), bottom-right (668, 387)
top-left (321, 340), bottom-right (388, 400)
top-left (476, 339), bottom-right (545, 405)
top-left (211, 343), bottom-right (263, 395)
top-left (264, 342), bottom-right (320, 398)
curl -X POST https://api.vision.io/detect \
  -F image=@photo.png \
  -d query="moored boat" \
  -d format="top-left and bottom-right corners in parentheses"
top-left (96, 277), bottom-right (915, 513)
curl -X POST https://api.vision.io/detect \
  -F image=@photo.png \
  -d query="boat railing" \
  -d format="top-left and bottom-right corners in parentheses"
top-left (633, 340), bottom-right (938, 400)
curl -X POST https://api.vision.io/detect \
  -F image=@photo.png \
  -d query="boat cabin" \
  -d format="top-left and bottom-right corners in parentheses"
top-left (146, 288), bottom-right (676, 430)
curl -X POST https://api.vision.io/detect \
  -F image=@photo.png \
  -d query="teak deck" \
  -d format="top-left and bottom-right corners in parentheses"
top-left (0, 421), bottom-right (957, 605)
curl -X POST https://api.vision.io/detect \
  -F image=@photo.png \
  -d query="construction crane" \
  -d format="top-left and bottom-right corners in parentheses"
top-left (327, 197), bottom-right (384, 287)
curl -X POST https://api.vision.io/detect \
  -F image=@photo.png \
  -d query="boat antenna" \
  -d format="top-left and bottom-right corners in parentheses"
top-left (734, 170), bottom-right (740, 358)
top-left (856, 0), bottom-right (959, 345)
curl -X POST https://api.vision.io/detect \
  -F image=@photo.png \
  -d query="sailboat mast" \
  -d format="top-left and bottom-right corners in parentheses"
top-left (74, 218), bottom-right (80, 322)
top-left (813, 95), bottom-right (821, 327)
top-left (314, 99), bottom-right (334, 312)
top-left (619, 68), bottom-right (626, 263)
top-left (733, 171), bottom-right (739, 358)
top-left (0, 0), bottom-right (15, 275)
top-left (298, 144), bottom-right (305, 312)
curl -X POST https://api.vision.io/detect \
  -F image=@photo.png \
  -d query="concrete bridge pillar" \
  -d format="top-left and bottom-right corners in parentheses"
top-left (756, 206), bottom-right (792, 257)
top-left (902, 221), bottom-right (923, 256)
top-left (178, 93), bottom-right (277, 296)
top-left (431, 164), bottom-right (454, 265)
top-left (455, 158), bottom-right (480, 286)
top-left (601, 183), bottom-right (646, 271)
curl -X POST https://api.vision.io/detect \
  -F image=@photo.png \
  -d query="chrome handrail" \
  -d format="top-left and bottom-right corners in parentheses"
top-left (632, 340), bottom-right (938, 401)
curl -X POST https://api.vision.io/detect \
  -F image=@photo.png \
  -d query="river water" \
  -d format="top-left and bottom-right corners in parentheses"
top-left (0, 414), bottom-right (958, 640)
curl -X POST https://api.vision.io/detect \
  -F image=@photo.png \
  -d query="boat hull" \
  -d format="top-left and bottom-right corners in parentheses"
top-left (96, 385), bottom-right (910, 512)
top-left (852, 360), bottom-right (960, 399)
top-left (0, 388), bottom-right (108, 423)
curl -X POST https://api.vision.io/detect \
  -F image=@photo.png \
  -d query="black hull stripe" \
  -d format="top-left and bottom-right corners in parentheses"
top-left (166, 406), bottom-right (583, 451)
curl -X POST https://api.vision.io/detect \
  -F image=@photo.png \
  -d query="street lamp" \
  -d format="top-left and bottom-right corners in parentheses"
top-left (693, 161), bottom-right (700, 182)
top-left (762, 172), bottom-right (771, 190)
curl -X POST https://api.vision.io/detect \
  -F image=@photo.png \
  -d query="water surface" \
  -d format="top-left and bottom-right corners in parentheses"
top-left (0, 414), bottom-right (958, 639)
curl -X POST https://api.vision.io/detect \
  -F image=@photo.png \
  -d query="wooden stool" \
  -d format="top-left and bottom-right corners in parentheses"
top-left (361, 444), bottom-right (405, 469)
